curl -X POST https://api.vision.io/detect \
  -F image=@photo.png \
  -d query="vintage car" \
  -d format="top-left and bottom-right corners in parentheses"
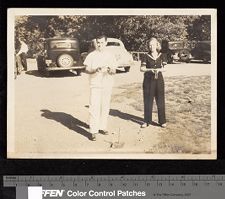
top-left (105, 38), bottom-right (134, 72)
top-left (37, 38), bottom-right (85, 76)
top-left (190, 41), bottom-right (211, 63)
top-left (161, 40), bottom-right (192, 63)
top-left (81, 38), bottom-right (133, 72)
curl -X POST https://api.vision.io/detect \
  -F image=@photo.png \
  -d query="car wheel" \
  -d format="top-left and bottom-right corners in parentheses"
top-left (179, 49), bottom-right (191, 62)
top-left (76, 70), bottom-right (82, 76)
top-left (203, 56), bottom-right (210, 64)
top-left (167, 53), bottom-right (174, 64)
top-left (125, 66), bottom-right (130, 72)
top-left (37, 56), bottom-right (45, 72)
top-left (44, 71), bottom-right (50, 77)
top-left (185, 59), bottom-right (191, 63)
top-left (203, 59), bottom-right (209, 64)
top-left (57, 54), bottom-right (74, 68)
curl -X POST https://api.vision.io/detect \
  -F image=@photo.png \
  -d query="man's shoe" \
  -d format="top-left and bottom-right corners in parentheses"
top-left (99, 130), bottom-right (109, 135)
top-left (90, 134), bottom-right (96, 141)
top-left (141, 123), bottom-right (149, 128)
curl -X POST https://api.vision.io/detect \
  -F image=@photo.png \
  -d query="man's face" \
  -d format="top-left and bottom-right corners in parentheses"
top-left (96, 37), bottom-right (107, 51)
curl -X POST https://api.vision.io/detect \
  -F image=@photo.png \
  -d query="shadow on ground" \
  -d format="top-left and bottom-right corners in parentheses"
top-left (40, 109), bottom-right (90, 139)
top-left (85, 105), bottom-right (143, 125)
top-left (84, 106), bottom-right (160, 127)
top-left (26, 70), bottom-right (80, 78)
top-left (110, 109), bottom-right (162, 127)
top-left (109, 109), bottom-right (144, 125)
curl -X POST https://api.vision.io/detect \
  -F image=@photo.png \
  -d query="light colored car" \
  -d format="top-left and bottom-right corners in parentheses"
top-left (105, 38), bottom-right (133, 72)
top-left (81, 38), bottom-right (134, 72)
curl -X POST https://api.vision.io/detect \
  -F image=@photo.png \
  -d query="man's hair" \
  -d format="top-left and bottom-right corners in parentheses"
top-left (96, 35), bottom-right (107, 41)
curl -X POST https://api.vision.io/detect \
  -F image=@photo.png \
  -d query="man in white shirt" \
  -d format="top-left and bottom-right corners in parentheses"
top-left (16, 38), bottom-right (29, 72)
top-left (83, 35), bottom-right (117, 141)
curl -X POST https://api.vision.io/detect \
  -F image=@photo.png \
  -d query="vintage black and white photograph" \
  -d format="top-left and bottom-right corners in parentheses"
top-left (7, 9), bottom-right (217, 159)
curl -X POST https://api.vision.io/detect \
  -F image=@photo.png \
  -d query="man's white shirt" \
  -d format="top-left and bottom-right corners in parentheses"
top-left (84, 50), bottom-right (117, 88)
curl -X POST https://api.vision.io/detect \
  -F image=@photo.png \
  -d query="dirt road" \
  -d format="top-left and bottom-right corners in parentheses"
top-left (9, 60), bottom-right (213, 158)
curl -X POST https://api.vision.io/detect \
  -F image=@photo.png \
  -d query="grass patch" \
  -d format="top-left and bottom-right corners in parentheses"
top-left (112, 75), bottom-right (211, 154)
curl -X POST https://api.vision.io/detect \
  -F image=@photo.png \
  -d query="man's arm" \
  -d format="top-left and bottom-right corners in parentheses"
top-left (106, 53), bottom-right (117, 75)
top-left (16, 46), bottom-right (23, 56)
top-left (107, 67), bottom-right (116, 75)
top-left (85, 66), bottom-right (101, 74)
top-left (83, 53), bottom-right (97, 74)
top-left (16, 51), bottom-right (22, 56)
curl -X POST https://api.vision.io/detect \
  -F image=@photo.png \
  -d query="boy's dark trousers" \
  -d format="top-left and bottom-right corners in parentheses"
top-left (143, 72), bottom-right (166, 124)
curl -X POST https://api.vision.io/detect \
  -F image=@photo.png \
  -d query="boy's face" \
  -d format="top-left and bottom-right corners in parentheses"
top-left (96, 37), bottom-right (107, 51)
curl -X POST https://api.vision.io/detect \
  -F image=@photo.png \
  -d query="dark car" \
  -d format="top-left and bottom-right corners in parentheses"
top-left (161, 40), bottom-right (191, 63)
top-left (190, 41), bottom-right (211, 63)
top-left (37, 38), bottom-right (85, 76)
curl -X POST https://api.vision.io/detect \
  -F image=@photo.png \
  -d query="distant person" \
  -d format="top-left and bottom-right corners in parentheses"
top-left (140, 37), bottom-right (167, 128)
top-left (16, 37), bottom-right (29, 72)
top-left (83, 35), bottom-right (117, 141)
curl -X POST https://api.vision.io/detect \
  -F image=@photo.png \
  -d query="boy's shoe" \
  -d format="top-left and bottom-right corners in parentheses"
top-left (99, 130), bottom-right (109, 135)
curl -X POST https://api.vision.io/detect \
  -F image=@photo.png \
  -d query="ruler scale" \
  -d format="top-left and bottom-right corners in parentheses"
top-left (3, 175), bottom-right (225, 199)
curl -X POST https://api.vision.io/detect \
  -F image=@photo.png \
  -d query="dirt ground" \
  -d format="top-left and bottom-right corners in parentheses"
top-left (8, 59), bottom-right (215, 159)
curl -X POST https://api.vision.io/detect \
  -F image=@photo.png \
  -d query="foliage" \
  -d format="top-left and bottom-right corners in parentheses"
top-left (187, 15), bottom-right (211, 41)
top-left (15, 16), bottom-right (44, 57)
top-left (114, 15), bottom-right (199, 51)
top-left (14, 15), bottom-right (211, 57)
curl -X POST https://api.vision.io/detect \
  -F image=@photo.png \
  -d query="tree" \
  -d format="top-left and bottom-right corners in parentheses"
top-left (114, 15), bottom-right (198, 51)
top-left (187, 15), bottom-right (211, 41)
top-left (14, 15), bottom-right (210, 56)
top-left (15, 16), bottom-right (45, 57)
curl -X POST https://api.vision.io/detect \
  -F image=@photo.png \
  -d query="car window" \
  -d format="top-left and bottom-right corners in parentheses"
top-left (49, 41), bottom-right (78, 49)
top-left (106, 42), bottom-right (121, 47)
top-left (194, 42), bottom-right (211, 51)
top-left (168, 42), bottom-right (184, 49)
top-left (199, 43), bottom-right (210, 50)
